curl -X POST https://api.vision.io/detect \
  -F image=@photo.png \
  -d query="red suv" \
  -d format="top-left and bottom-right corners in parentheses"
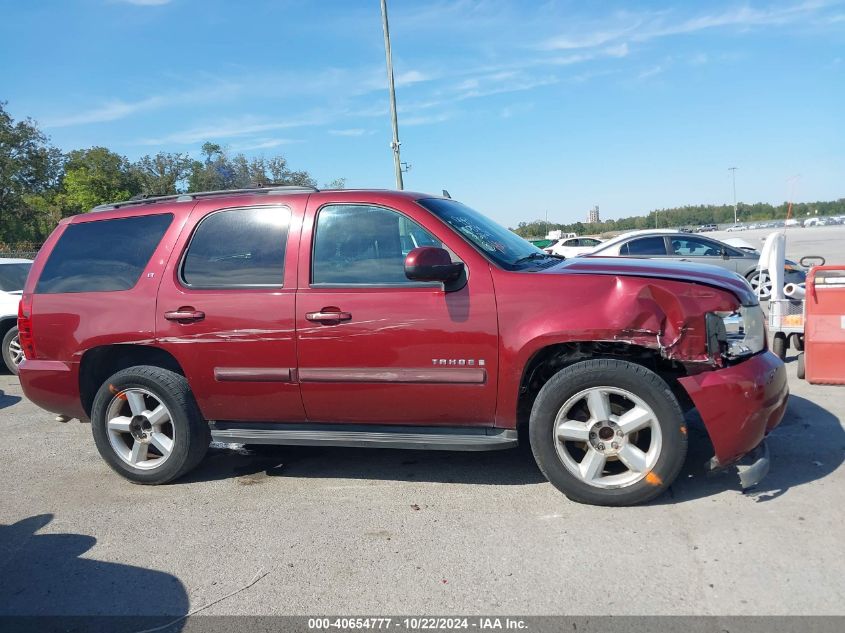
top-left (18, 187), bottom-right (788, 505)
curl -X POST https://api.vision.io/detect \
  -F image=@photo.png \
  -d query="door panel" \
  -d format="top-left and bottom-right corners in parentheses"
top-left (296, 197), bottom-right (499, 426)
top-left (155, 200), bottom-right (306, 422)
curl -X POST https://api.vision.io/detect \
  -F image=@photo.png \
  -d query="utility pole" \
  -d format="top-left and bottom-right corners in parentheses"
top-left (728, 167), bottom-right (738, 224)
top-left (380, 0), bottom-right (403, 190)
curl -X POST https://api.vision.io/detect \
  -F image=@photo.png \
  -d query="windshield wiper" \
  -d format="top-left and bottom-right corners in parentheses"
top-left (512, 252), bottom-right (556, 266)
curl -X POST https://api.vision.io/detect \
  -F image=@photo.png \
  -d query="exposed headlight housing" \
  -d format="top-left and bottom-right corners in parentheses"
top-left (706, 305), bottom-right (766, 361)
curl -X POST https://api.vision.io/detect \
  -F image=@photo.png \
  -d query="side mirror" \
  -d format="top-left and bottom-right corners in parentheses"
top-left (721, 248), bottom-right (730, 260)
top-left (405, 247), bottom-right (464, 286)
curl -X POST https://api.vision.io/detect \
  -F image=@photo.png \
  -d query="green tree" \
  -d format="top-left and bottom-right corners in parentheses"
top-left (187, 142), bottom-right (319, 192)
top-left (0, 102), bottom-right (63, 241)
top-left (59, 147), bottom-right (140, 214)
top-left (132, 152), bottom-right (193, 196)
top-left (324, 177), bottom-right (347, 189)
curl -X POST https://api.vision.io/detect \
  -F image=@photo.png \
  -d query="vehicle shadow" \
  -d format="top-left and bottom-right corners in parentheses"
top-left (657, 394), bottom-right (844, 504)
top-left (0, 514), bottom-right (188, 629)
top-left (0, 390), bottom-right (21, 409)
top-left (183, 393), bottom-right (841, 501)
top-left (182, 438), bottom-right (548, 487)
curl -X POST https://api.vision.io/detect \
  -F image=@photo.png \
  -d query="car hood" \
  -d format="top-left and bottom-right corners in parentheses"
top-left (543, 257), bottom-right (757, 305)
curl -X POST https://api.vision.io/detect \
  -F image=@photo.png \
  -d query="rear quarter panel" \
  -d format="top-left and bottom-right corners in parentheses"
top-left (23, 205), bottom-right (194, 363)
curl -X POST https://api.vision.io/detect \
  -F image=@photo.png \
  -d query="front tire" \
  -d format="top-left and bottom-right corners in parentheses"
top-left (91, 366), bottom-right (210, 484)
top-left (529, 359), bottom-right (687, 506)
top-left (2, 326), bottom-right (23, 375)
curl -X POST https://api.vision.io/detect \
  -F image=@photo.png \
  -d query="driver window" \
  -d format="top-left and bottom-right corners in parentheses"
top-left (312, 205), bottom-right (449, 285)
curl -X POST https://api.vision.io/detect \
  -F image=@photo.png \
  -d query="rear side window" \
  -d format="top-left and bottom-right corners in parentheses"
top-left (622, 237), bottom-right (667, 256)
top-left (181, 206), bottom-right (290, 288)
top-left (36, 214), bottom-right (173, 294)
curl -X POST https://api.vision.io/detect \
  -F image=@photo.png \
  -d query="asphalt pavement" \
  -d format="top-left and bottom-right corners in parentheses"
top-left (0, 224), bottom-right (843, 617)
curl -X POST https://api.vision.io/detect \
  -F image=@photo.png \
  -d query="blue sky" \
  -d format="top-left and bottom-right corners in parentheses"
top-left (1, 0), bottom-right (843, 227)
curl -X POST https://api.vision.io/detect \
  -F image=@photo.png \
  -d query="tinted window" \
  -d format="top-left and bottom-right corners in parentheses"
top-left (312, 205), bottom-right (443, 285)
top-left (582, 238), bottom-right (601, 246)
top-left (36, 214), bottom-right (172, 294)
top-left (670, 237), bottom-right (722, 256)
top-left (182, 206), bottom-right (290, 288)
top-left (0, 263), bottom-right (31, 291)
top-left (418, 198), bottom-right (544, 270)
top-left (622, 237), bottom-right (667, 256)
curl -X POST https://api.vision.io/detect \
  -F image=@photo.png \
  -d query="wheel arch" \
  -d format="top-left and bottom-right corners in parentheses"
top-left (79, 344), bottom-right (185, 418)
top-left (516, 341), bottom-right (692, 431)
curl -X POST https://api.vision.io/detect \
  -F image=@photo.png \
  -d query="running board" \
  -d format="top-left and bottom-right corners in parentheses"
top-left (209, 423), bottom-right (518, 452)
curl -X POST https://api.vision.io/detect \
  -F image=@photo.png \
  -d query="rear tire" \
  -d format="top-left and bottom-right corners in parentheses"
top-left (2, 326), bottom-right (23, 375)
top-left (747, 270), bottom-right (772, 301)
top-left (529, 359), bottom-right (687, 506)
top-left (792, 334), bottom-right (804, 352)
top-left (91, 366), bottom-right (210, 484)
top-left (772, 333), bottom-right (787, 360)
top-left (797, 352), bottom-right (805, 380)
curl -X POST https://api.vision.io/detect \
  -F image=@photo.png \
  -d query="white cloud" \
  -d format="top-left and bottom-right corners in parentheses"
top-left (230, 138), bottom-right (299, 152)
top-left (42, 80), bottom-right (239, 128)
top-left (402, 113), bottom-right (453, 126)
top-left (539, 0), bottom-right (834, 51)
top-left (116, 0), bottom-right (172, 5)
top-left (43, 97), bottom-right (165, 127)
top-left (140, 112), bottom-right (329, 145)
top-left (637, 65), bottom-right (665, 80)
top-left (329, 128), bottom-right (368, 136)
top-left (540, 25), bottom-right (642, 51)
top-left (395, 70), bottom-right (435, 86)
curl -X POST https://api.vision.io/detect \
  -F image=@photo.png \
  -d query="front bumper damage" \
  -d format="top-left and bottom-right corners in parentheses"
top-left (678, 351), bottom-right (788, 489)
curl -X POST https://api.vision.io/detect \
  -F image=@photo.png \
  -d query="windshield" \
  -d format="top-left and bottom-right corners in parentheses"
top-left (418, 198), bottom-right (549, 270)
top-left (0, 263), bottom-right (31, 291)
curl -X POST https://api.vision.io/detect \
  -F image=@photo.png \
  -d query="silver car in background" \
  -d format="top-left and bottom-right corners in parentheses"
top-left (583, 230), bottom-right (805, 300)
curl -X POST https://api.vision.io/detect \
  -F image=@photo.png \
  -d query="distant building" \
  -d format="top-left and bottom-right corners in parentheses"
top-left (587, 205), bottom-right (600, 223)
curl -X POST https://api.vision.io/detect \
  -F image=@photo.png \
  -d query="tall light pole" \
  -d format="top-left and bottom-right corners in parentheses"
top-left (728, 167), bottom-right (738, 224)
top-left (380, 0), bottom-right (403, 190)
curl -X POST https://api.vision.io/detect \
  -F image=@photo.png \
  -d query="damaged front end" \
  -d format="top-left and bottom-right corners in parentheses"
top-left (544, 259), bottom-right (789, 488)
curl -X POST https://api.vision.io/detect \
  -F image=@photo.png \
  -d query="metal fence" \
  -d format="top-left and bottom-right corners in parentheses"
top-left (0, 244), bottom-right (41, 260)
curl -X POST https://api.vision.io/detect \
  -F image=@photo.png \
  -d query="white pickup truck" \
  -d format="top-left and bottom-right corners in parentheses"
top-left (0, 259), bottom-right (32, 374)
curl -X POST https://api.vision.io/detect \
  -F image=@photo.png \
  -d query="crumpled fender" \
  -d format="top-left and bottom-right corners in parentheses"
top-left (494, 270), bottom-right (745, 428)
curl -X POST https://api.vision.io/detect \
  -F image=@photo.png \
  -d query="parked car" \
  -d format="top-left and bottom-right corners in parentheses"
top-left (543, 236), bottom-right (604, 258)
top-left (695, 224), bottom-right (718, 233)
top-left (17, 188), bottom-right (787, 506)
top-left (725, 225), bottom-right (745, 232)
top-left (586, 230), bottom-right (805, 300)
top-left (0, 258), bottom-right (32, 374)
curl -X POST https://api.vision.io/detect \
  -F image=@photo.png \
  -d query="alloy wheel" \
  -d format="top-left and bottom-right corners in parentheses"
top-left (552, 386), bottom-right (663, 489)
top-left (749, 271), bottom-right (773, 299)
top-left (106, 388), bottom-right (175, 470)
top-left (8, 334), bottom-right (23, 367)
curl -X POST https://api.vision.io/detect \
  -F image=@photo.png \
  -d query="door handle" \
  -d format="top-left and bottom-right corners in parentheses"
top-left (164, 309), bottom-right (205, 322)
top-left (306, 310), bottom-right (352, 324)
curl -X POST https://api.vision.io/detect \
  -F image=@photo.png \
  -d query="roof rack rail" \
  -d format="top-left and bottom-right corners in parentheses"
top-left (90, 184), bottom-right (318, 213)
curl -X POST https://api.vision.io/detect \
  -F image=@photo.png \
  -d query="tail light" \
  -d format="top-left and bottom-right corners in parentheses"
top-left (17, 295), bottom-right (36, 361)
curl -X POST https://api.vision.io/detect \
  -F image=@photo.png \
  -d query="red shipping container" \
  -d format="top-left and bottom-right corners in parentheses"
top-left (804, 265), bottom-right (845, 385)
